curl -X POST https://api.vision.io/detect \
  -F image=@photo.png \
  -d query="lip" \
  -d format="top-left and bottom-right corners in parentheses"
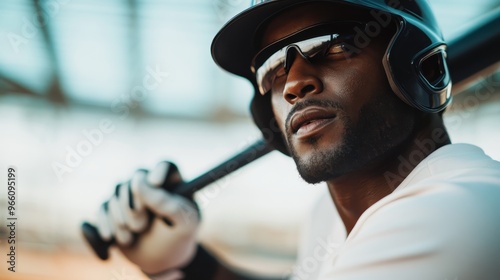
top-left (290, 106), bottom-right (337, 135)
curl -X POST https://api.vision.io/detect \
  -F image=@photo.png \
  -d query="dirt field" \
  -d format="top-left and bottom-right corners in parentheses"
top-left (0, 246), bottom-right (148, 280)
top-left (0, 242), bottom-right (293, 280)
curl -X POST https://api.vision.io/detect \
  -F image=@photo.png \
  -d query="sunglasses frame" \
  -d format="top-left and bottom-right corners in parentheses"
top-left (251, 21), bottom-right (366, 95)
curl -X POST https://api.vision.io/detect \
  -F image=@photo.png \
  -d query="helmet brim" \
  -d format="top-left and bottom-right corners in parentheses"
top-left (211, 0), bottom-right (381, 80)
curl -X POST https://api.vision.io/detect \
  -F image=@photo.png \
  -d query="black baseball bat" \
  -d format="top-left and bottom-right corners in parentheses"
top-left (81, 139), bottom-right (273, 260)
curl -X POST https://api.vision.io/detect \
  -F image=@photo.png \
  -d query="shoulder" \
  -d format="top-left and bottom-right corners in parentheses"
top-left (368, 144), bottom-right (500, 225)
top-left (330, 144), bottom-right (500, 279)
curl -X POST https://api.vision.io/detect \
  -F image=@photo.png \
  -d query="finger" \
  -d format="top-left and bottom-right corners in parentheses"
top-left (130, 170), bottom-right (148, 211)
top-left (118, 182), bottom-right (149, 232)
top-left (96, 203), bottom-right (113, 242)
top-left (136, 182), bottom-right (199, 225)
top-left (114, 223), bottom-right (133, 246)
top-left (108, 195), bottom-right (126, 228)
top-left (147, 161), bottom-right (183, 189)
top-left (147, 161), bottom-right (169, 187)
top-left (107, 196), bottom-right (135, 245)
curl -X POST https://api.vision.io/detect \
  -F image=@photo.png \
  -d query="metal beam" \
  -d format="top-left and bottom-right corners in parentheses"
top-left (447, 8), bottom-right (500, 92)
top-left (33, 0), bottom-right (66, 103)
top-left (0, 74), bottom-right (38, 96)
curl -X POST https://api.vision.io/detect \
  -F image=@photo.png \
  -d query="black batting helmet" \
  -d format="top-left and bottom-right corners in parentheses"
top-left (211, 0), bottom-right (452, 155)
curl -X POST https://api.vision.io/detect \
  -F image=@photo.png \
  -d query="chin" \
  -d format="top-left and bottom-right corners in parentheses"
top-left (290, 138), bottom-right (351, 184)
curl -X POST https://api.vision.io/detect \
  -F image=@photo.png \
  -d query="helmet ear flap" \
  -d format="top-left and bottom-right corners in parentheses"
top-left (382, 18), bottom-right (452, 113)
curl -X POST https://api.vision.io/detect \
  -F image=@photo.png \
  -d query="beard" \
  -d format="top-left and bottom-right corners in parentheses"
top-left (286, 93), bottom-right (417, 184)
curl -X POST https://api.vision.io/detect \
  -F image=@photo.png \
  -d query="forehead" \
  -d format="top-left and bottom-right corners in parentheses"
top-left (259, 2), bottom-right (370, 48)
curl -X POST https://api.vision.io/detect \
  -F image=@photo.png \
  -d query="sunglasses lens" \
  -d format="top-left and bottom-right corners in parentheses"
top-left (256, 35), bottom-right (335, 94)
top-left (252, 22), bottom-right (363, 95)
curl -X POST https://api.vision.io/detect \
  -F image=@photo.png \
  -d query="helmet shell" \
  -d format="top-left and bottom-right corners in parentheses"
top-left (211, 0), bottom-right (452, 155)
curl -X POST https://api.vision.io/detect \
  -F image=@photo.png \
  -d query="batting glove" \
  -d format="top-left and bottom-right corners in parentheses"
top-left (96, 161), bottom-right (200, 276)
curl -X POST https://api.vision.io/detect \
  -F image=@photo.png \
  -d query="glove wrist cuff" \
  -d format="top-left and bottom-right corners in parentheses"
top-left (145, 245), bottom-right (217, 280)
top-left (180, 245), bottom-right (218, 279)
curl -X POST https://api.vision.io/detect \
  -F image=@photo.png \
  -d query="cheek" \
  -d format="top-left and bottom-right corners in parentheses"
top-left (271, 93), bottom-right (291, 132)
top-left (323, 58), bottom-right (389, 119)
top-left (321, 66), bottom-right (364, 111)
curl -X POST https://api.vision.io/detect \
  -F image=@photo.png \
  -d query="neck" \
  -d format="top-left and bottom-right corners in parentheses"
top-left (326, 114), bottom-right (451, 235)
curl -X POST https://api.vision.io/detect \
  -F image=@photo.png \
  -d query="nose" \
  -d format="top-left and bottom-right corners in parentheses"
top-left (282, 49), bottom-right (323, 104)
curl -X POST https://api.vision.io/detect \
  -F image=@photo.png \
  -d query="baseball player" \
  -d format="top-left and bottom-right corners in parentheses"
top-left (92, 0), bottom-right (500, 279)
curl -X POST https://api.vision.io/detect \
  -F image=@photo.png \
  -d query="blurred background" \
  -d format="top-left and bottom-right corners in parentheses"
top-left (0, 0), bottom-right (499, 279)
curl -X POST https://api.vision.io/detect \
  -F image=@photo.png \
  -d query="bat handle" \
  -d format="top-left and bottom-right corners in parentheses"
top-left (81, 139), bottom-right (273, 260)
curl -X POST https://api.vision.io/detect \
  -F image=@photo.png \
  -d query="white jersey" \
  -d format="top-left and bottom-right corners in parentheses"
top-left (291, 143), bottom-right (500, 280)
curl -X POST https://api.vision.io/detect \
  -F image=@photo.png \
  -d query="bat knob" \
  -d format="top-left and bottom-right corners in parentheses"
top-left (81, 222), bottom-right (112, 260)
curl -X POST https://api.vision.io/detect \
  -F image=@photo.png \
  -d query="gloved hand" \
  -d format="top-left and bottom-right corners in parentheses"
top-left (95, 161), bottom-right (200, 276)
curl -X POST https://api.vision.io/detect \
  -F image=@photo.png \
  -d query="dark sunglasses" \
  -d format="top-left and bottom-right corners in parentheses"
top-left (251, 21), bottom-right (366, 95)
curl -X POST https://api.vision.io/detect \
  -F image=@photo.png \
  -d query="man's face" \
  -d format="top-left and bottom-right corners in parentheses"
top-left (259, 3), bottom-right (418, 183)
